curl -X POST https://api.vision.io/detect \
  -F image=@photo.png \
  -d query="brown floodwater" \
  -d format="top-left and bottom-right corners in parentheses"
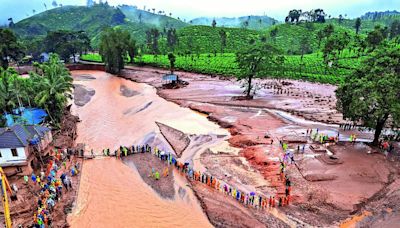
top-left (67, 70), bottom-right (230, 227)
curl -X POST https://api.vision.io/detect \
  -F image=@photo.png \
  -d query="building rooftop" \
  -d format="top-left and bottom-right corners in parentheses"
top-left (0, 124), bottom-right (50, 149)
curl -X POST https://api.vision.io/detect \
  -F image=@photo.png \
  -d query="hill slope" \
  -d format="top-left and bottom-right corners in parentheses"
top-left (13, 5), bottom-right (126, 38)
top-left (326, 11), bottom-right (400, 34)
top-left (190, 15), bottom-right (278, 30)
top-left (157, 23), bottom-right (354, 55)
top-left (119, 5), bottom-right (188, 29)
top-left (167, 25), bottom-right (262, 54)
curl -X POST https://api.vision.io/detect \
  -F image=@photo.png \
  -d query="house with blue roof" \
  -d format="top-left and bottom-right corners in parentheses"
top-left (0, 124), bottom-right (52, 175)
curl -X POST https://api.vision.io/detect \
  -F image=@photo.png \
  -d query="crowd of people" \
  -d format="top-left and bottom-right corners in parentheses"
top-left (27, 149), bottom-right (79, 228)
top-left (90, 143), bottom-right (294, 210)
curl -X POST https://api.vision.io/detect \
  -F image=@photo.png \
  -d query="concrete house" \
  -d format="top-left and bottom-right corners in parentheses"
top-left (0, 124), bottom-right (52, 175)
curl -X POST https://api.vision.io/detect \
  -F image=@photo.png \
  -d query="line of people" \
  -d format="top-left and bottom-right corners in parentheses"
top-left (97, 143), bottom-right (293, 210)
top-left (89, 142), bottom-right (294, 209)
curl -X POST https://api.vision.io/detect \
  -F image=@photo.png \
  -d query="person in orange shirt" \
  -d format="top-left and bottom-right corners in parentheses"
top-left (212, 178), bottom-right (216, 188)
top-left (272, 196), bottom-right (276, 207)
top-left (163, 167), bottom-right (169, 177)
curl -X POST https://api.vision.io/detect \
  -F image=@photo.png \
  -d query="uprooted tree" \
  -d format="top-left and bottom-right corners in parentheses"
top-left (336, 42), bottom-right (400, 145)
top-left (235, 43), bottom-right (281, 98)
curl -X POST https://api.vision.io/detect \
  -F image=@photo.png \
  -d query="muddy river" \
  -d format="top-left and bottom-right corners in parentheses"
top-left (67, 70), bottom-right (230, 227)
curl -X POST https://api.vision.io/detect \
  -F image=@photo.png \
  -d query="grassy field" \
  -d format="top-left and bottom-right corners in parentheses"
top-left (81, 51), bottom-right (362, 84)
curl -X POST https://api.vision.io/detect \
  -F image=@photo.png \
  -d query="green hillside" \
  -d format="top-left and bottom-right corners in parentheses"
top-left (13, 4), bottom-right (189, 48)
top-left (264, 23), bottom-right (355, 54)
top-left (165, 25), bottom-right (262, 54)
top-left (327, 15), bottom-right (400, 34)
top-left (190, 15), bottom-right (278, 30)
top-left (13, 5), bottom-right (126, 39)
top-left (156, 23), bottom-right (355, 55)
top-left (119, 5), bottom-right (188, 29)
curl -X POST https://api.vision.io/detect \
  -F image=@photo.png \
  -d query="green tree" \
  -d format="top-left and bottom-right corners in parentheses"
top-left (366, 26), bottom-right (387, 49)
top-left (212, 19), bottom-right (217, 28)
top-left (270, 27), bottom-right (278, 43)
top-left (166, 28), bottom-right (178, 51)
top-left (323, 24), bottom-right (335, 38)
top-left (286, 9), bottom-right (302, 23)
top-left (323, 33), bottom-right (349, 66)
top-left (354, 18), bottom-right (362, 34)
top-left (235, 43), bottom-right (280, 98)
top-left (316, 29), bottom-right (325, 48)
top-left (299, 36), bottom-right (311, 60)
top-left (219, 30), bottom-right (227, 53)
top-left (127, 38), bottom-right (138, 64)
top-left (0, 68), bottom-right (19, 112)
top-left (99, 28), bottom-right (131, 74)
top-left (30, 54), bottom-right (73, 126)
top-left (336, 44), bottom-right (400, 145)
top-left (145, 28), bottom-right (160, 54)
top-left (44, 30), bottom-right (91, 63)
top-left (0, 29), bottom-right (23, 69)
top-left (167, 52), bottom-right (176, 74)
top-left (389, 20), bottom-right (400, 39)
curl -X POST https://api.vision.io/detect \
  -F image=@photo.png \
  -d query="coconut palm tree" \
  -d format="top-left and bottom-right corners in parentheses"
top-left (0, 69), bottom-right (19, 113)
top-left (30, 54), bottom-right (73, 126)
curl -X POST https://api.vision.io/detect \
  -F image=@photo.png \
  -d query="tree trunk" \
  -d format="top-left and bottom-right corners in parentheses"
top-left (372, 114), bottom-right (389, 145)
top-left (246, 75), bottom-right (253, 98)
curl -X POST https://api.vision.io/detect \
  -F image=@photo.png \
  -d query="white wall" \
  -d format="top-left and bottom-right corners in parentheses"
top-left (0, 147), bottom-right (28, 165)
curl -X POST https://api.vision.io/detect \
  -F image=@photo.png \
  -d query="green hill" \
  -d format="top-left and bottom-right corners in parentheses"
top-left (119, 5), bottom-right (188, 29)
top-left (190, 15), bottom-right (279, 30)
top-left (13, 5), bottom-right (126, 39)
top-left (13, 4), bottom-right (189, 48)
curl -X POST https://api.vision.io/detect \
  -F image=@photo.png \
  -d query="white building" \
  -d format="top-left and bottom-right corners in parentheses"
top-left (0, 125), bottom-right (52, 175)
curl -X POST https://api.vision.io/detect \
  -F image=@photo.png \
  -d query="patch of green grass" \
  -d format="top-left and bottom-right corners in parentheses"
top-left (81, 53), bottom-right (102, 62)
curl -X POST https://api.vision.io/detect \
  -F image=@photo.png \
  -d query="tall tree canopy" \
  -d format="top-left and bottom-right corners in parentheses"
top-left (389, 20), bottom-right (400, 39)
top-left (354, 18), bottom-right (362, 34)
top-left (30, 54), bottom-right (73, 125)
top-left (167, 52), bottom-right (176, 74)
top-left (219, 30), bottom-right (227, 53)
top-left (366, 26), bottom-right (388, 49)
top-left (0, 54), bottom-right (73, 127)
top-left (336, 43), bottom-right (400, 145)
top-left (145, 28), bottom-right (160, 54)
top-left (127, 37), bottom-right (138, 64)
top-left (235, 43), bottom-right (281, 98)
top-left (44, 30), bottom-right (91, 63)
top-left (0, 29), bottom-right (23, 69)
top-left (212, 19), bottom-right (217, 28)
top-left (99, 28), bottom-right (135, 74)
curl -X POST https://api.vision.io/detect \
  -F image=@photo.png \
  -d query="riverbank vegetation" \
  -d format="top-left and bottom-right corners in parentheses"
top-left (0, 54), bottom-right (73, 127)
